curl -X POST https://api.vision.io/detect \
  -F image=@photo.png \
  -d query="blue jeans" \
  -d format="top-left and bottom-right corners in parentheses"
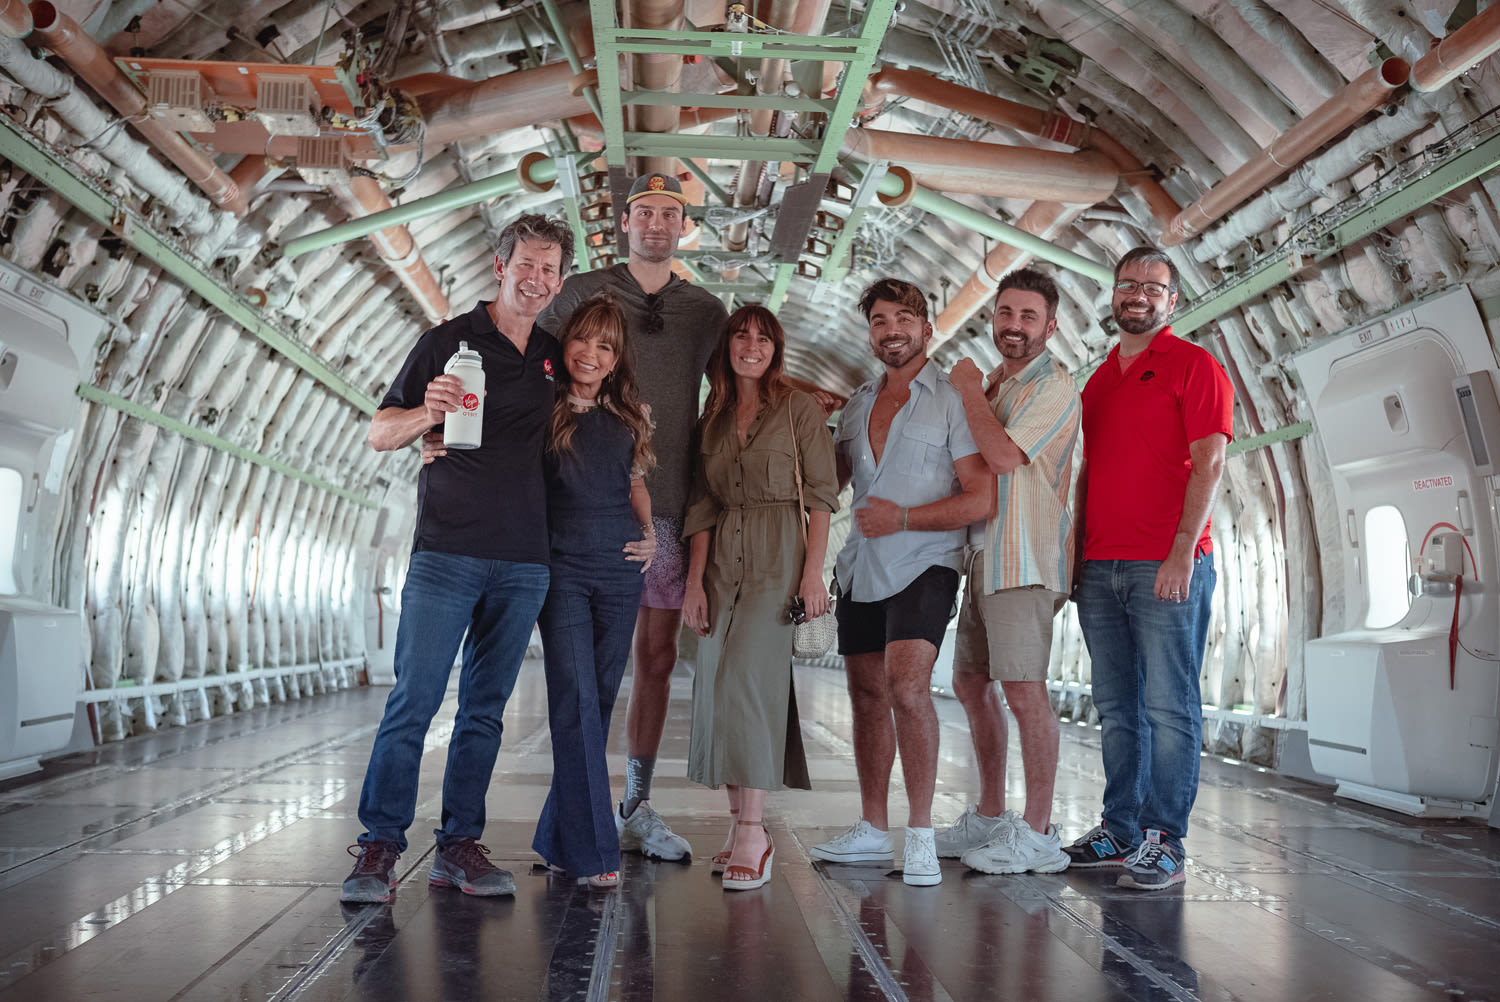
top-left (532, 512), bottom-right (644, 875)
top-left (358, 551), bottom-right (549, 851)
top-left (1076, 554), bottom-right (1215, 851)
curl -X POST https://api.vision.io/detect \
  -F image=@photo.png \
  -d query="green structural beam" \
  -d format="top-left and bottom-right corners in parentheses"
top-left (0, 116), bottom-right (377, 414)
top-left (839, 164), bottom-right (1114, 285)
top-left (766, 262), bottom-right (796, 312)
top-left (620, 133), bottom-right (821, 159)
top-left (589, 0), bottom-right (628, 167)
top-left (821, 161), bottom-right (889, 284)
top-left (1227, 421), bottom-right (1313, 457)
top-left (78, 384), bottom-right (375, 508)
top-left (599, 30), bottom-right (878, 62)
top-left (620, 91), bottom-right (836, 114)
top-left (283, 156), bottom-right (567, 259)
top-left (810, 0), bottom-right (899, 176)
top-left (1174, 124), bottom-right (1500, 337)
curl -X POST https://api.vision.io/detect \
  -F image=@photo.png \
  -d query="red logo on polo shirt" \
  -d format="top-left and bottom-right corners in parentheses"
top-left (543, 359), bottom-right (554, 379)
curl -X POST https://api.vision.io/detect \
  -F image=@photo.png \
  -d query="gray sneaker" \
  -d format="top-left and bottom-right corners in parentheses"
top-left (429, 839), bottom-right (516, 896)
top-left (341, 841), bottom-right (401, 903)
top-left (934, 806), bottom-right (1016, 858)
top-left (962, 822), bottom-right (1070, 874)
top-left (616, 801), bottom-right (692, 861)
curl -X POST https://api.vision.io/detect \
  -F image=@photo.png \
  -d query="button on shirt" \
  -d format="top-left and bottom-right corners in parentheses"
top-left (834, 359), bottom-right (979, 602)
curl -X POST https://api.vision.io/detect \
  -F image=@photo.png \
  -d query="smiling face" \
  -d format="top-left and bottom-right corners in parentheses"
top-left (621, 194), bottom-right (688, 264)
top-left (992, 288), bottom-right (1057, 369)
top-left (728, 319), bottom-right (775, 383)
top-left (493, 238), bottom-right (564, 320)
top-left (866, 298), bottom-right (932, 370)
top-left (1111, 259), bottom-right (1178, 336)
top-left (562, 332), bottom-right (618, 400)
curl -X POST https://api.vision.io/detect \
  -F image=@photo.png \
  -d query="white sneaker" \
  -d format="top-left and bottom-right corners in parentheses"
top-left (616, 801), bottom-right (691, 861)
top-left (809, 819), bottom-right (895, 863)
top-left (902, 827), bottom-right (942, 886)
top-left (934, 805), bottom-right (1017, 858)
top-left (962, 821), bottom-right (1070, 875)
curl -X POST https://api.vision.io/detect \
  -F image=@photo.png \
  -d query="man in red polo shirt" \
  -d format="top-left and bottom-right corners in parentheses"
top-left (1064, 246), bottom-right (1234, 890)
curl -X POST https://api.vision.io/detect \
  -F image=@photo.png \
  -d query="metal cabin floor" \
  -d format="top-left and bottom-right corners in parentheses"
top-left (1, 663), bottom-right (1497, 1002)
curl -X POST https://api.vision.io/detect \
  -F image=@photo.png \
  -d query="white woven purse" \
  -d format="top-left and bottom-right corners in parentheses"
top-left (787, 405), bottom-right (836, 660)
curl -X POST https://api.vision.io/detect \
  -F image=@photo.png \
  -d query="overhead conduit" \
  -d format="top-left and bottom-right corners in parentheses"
top-left (327, 175), bottom-right (450, 323)
top-left (624, 0), bottom-right (688, 176)
top-left (863, 66), bottom-right (1181, 230)
top-left (1411, 2), bottom-right (1500, 93)
top-left (1164, 58), bottom-right (1410, 245)
top-left (840, 127), bottom-right (1119, 205)
top-left (27, 2), bottom-right (246, 217)
top-left (932, 201), bottom-right (1079, 342)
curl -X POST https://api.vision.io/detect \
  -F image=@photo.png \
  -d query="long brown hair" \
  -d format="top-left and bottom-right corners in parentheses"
top-left (700, 304), bottom-right (790, 425)
top-left (549, 294), bottom-right (655, 473)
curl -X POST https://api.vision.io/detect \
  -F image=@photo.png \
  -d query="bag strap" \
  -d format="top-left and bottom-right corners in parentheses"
top-left (787, 402), bottom-right (808, 548)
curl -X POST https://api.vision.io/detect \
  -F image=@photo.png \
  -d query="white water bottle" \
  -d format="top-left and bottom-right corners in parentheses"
top-left (442, 341), bottom-right (485, 450)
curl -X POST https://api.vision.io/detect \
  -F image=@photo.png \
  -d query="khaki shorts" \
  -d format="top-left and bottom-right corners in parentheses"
top-left (953, 552), bottom-right (1064, 682)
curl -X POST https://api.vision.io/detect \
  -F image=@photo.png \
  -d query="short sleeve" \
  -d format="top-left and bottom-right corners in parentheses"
top-left (379, 331), bottom-right (440, 411)
top-left (1180, 347), bottom-right (1235, 445)
top-left (945, 386), bottom-right (979, 461)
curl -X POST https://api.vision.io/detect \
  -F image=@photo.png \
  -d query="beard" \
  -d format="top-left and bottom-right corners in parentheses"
top-left (874, 337), bottom-right (926, 369)
top-left (1114, 300), bottom-right (1169, 335)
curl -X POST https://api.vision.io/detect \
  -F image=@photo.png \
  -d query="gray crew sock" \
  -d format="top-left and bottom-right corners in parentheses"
top-left (623, 755), bottom-right (656, 819)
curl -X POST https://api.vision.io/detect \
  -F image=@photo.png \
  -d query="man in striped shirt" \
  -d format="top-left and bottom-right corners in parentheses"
top-left (939, 268), bottom-right (1081, 875)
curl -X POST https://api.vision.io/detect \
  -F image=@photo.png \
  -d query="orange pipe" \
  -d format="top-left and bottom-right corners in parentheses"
top-left (1412, 3), bottom-right (1500, 92)
top-left (329, 176), bottom-right (450, 323)
top-left (934, 201), bottom-right (1075, 340)
top-left (418, 61), bottom-right (593, 146)
top-left (842, 128), bottom-right (1118, 204)
top-left (624, 0), bottom-right (687, 174)
top-left (28, 2), bottom-right (246, 216)
top-left (866, 67), bottom-right (1179, 229)
top-left (0, 0), bottom-right (31, 37)
top-left (1166, 58), bottom-right (1409, 245)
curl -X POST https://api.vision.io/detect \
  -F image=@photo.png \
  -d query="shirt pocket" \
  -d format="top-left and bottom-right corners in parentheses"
top-left (897, 421), bottom-right (948, 478)
top-left (750, 443), bottom-right (797, 498)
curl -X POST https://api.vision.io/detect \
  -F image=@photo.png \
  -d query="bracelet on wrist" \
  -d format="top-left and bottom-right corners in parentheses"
top-left (901, 507), bottom-right (910, 531)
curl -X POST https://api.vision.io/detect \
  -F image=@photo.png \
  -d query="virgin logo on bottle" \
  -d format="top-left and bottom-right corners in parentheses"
top-left (462, 393), bottom-right (480, 411)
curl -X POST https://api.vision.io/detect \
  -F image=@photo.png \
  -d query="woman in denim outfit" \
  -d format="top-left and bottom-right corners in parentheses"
top-left (531, 295), bottom-right (657, 887)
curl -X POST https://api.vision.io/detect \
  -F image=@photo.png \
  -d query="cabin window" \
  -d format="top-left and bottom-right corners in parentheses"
top-left (1363, 504), bottom-right (1411, 628)
top-left (0, 467), bottom-right (20, 595)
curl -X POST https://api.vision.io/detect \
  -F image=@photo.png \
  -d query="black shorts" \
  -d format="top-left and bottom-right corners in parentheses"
top-left (836, 566), bottom-right (961, 656)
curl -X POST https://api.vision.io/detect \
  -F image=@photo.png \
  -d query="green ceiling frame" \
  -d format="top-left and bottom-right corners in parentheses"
top-left (78, 385), bottom-right (375, 508)
top-left (1227, 421), bottom-right (1313, 457)
top-left (0, 114), bottom-right (378, 415)
top-left (585, 0), bottom-right (899, 309)
top-left (1173, 122), bottom-right (1500, 337)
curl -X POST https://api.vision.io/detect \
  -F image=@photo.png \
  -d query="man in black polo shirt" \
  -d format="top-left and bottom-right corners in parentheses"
top-left (340, 214), bottom-right (574, 903)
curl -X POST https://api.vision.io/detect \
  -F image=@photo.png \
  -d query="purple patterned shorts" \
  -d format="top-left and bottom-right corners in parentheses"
top-left (640, 515), bottom-right (687, 610)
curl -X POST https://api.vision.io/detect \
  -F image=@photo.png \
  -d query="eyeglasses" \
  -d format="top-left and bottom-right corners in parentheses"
top-left (1115, 280), bottom-right (1170, 297)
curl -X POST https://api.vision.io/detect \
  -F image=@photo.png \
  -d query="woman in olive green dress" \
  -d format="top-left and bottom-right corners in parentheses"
top-left (681, 304), bottom-right (839, 891)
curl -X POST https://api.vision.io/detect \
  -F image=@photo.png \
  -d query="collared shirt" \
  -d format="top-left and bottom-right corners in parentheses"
top-left (967, 350), bottom-right (1080, 595)
top-left (380, 301), bottom-right (562, 564)
top-left (834, 359), bottom-right (979, 602)
top-left (1080, 326), bottom-right (1235, 560)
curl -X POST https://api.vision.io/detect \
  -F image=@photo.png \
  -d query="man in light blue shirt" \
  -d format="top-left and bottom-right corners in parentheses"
top-left (810, 278), bottom-right (992, 886)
